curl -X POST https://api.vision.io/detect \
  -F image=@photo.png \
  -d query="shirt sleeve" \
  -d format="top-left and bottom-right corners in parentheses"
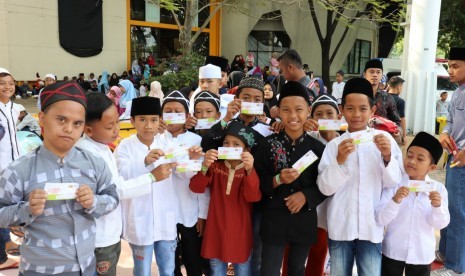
top-left (241, 169), bottom-right (261, 203)
top-left (317, 139), bottom-right (351, 196)
top-left (115, 173), bottom-right (153, 199)
top-left (387, 94), bottom-right (401, 125)
top-left (398, 99), bottom-right (405, 118)
top-left (85, 162), bottom-right (119, 219)
top-left (375, 186), bottom-right (400, 226)
top-left (380, 133), bottom-right (403, 189)
top-left (200, 121), bottom-right (226, 152)
top-left (443, 99), bottom-right (454, 134)
top-left (253, 140), bottom-right (275, 198)
top-left (426, 184), bottom-right (450, 229)
top-left (198, 187), bottom-right (210, 219)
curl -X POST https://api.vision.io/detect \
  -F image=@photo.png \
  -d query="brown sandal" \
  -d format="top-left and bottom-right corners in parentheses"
top-left (9, 227), bottom-right (24, 238)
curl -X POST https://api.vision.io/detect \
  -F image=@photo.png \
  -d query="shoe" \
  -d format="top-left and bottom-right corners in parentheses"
top-left (0, 258), bottom-right (19, 270)
top-left (435, 250), bottom-right (446, 264)
top-left (431, 267), bottom-right (463, 275)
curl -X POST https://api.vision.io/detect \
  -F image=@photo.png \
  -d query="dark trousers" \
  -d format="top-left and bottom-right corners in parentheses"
top-left (175, 223), bottom-right (203, 276)
top-left (381, 254), bottom-right (430, 276)
top-left (260, 242), bottom-right (310, 276)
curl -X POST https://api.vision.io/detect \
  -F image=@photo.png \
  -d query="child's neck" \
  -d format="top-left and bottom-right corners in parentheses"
top-left (409, 175), bottom-right (427, 181)
top-left (286, 129), bottom-right (304, 144)
top-left (137, 134), bottom-right (154, 148)
top-left (169, 128), bottom-right (185, 138)
top-left (228, 160), bottom-right (242, 169)
top-left (0, 97), bottom-right (10, 105)
top-left (319, 130), bottom-right (338, 142)
top-left (238, 114), bottom-right (256, 125)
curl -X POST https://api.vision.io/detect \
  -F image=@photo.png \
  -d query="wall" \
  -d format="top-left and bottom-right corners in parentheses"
top-left (0, 0), bottom-right (126, 81)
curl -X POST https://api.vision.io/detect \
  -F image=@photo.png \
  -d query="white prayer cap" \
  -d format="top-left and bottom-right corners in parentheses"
top-left (0, 67), bottom-right (10, 74)
top-left (199, 64), bottom-right (221, 79)
top-left (16, 104), bottom-right (26, 112)
top-left (45, 73), bottom-right (56, 80)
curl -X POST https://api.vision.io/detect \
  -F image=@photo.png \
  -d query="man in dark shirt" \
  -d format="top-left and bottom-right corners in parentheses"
top-left (388, 76), bottom-right (406, 145)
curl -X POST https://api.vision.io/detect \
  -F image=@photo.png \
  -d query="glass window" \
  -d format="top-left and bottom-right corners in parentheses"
top-left (343, 39), bottom-right (372, 74)
top-left (247, 31), bottom-right (291, 67)
top-left (130, 26), bottom-right (209, 63)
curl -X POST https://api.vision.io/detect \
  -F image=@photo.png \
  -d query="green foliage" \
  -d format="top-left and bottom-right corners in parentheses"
top-left (438, 0), bottom-right (465, 56)
top-left (150, 52), bottom-right (205, 93)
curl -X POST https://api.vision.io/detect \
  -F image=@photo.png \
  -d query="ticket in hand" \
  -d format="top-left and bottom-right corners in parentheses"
top-left (292, 150), bottom-right (318, 173)
top-left (163, 113), bottom-right (186, 124)
top-left (241, 102), bottom-right (264, 115)
top-left (218, 147), bottom-right (243, 160)
top-left (350, 129), bottom-right (374, 144)
top-left (44, 183), bottom-right (79, 200)
top-left (407, 180), bottom-right (435, 193)
top-left (163, 144), bottom-right (189, 160)
top-left (318, 119), bottom-right (342, 131)
top-left (176, 160), bottom-right (202, 172)
top-left (196, 118), bottom-right (217, 130)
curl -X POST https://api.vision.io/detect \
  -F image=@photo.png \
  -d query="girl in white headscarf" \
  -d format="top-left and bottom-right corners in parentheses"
top-left (148, 81), bottom-right (164, 101)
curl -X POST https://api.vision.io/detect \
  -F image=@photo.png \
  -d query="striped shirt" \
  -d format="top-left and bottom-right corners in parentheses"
top-left (0, 146), bottom-right (119, 275)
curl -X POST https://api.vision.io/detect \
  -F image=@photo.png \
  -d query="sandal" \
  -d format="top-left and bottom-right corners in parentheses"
top-left (9, 227), bottom-right (24, 238)
top-left (5, 245), bottom-right (20, 256)
top-left (0, 258), bottom-right (19, 270)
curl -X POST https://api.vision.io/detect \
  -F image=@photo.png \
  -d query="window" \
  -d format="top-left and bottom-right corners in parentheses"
top-left (130, 26), bottom-right (209, 62)
top-left (343, 40), bottom-right (372, 74)
top-left (247, 31), bottom-right (291, 67)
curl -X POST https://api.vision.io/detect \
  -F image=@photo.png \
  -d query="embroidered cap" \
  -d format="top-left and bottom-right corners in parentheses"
top-left (311, 94), bottom-right (339, 117)
top-left (199, 64), bottom-right (221, 79)
top-left (237, 76), bottom-right (264, 94)
top-left (162, 90), bottom-right (190, 113)
top-left (131, 96), bottom-right (161, 117)
top-left (194, 91), bottom-right (220, 111)
top-left (225, 121), bottom-right (256, 149)
top-left (408, 131), bottom-right (443, 164)
top-left (40, 81), bottom-right (87, 111)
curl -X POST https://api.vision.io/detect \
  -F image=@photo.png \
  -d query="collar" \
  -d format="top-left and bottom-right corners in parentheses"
top-left (224, 161), bottom-right (245, 195)
top-left (234, 115), bottom-right (260, 128)
top-left (38, 145), bottom-right (77, 165)
top-left (82, 134), bottom-right (109, 151)
top-left (282, 131), bottom-right (307, 145)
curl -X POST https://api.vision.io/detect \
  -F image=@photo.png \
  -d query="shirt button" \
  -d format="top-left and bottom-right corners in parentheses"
top-left (269, 196), bottom-right (273, 199)
top-left (290, 188), bottom-right (294, 193)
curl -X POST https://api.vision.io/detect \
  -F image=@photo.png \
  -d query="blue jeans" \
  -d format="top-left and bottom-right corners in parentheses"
top-left (210, 253), bottom-right (252, 276)
top-left (328, 239), bottom-right (382, 276)
top-left (439, 156), bottom-right (465, 273)
top-left (0, 228), bottom-right (11, 264)
top-left (130, 240), bottom-right (177, 276)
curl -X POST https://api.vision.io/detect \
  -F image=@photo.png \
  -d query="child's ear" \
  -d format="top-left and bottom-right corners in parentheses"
top-left (130, 117), bottom-right (135, 125)
top-left (84, 125), bottom-right (93, 137)
top-left (371, 105), bottom-right (377, 114)
top-left (429, 163), bottom-right (437, 172)
top-left (215, 111), bottom-right (221, 120)
top-left (308, 106), bottom-right (313, 115)
top-left (38, 111), bottom-right (45, 128)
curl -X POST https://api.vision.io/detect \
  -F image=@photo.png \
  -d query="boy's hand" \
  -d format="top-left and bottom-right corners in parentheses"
top-left (145, 149), bottom-right (164, 166)
top-left (76, 185), bottom-right (94, 209)
top-left (241, 151), bottom-right (254, 174)
top-left (152, 162), bottom-right (177, 181)
top-left (224, 99), bottom-right (241, 123)
top-left (285, 192), bottom-right (306, 214)
top-left (439, 133), bottom-right (453, 153)
top-left (158, 120), bottom-right (167, 134)
top-left (188, 146), bottom-right (203, 160)
top-left (280, 168), bottom-right (300, 184)
top-left (196, 218), bottom-right (206, 237)
top-left (304, 118), bottom-right (319, 132)
top-left (202, 149), bottom-right (218, 168)
top-left (29, 189), bottom-right (47, 216)
top-left (337, 138), bottom-right (355, 165)
top-left (269, 106), bottom-right (279, 118)
top-left (392, 186), bottom-right (409, 204)
top-left (270, 121), bottom-right (284, 133)
top-left (429, 191), bottom-right (442, 207)
top-left (374, 134), bottom-right (391, 161)
top-left (184, 116), bottom-right (198, 130)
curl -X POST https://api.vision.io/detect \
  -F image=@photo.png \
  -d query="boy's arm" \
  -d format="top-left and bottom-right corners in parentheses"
top-left (380, 135), bottom-right (403, 189)
top-left (115, 173), bottom-right (154, 199)
top-left (427, 184), bottom-right (450, 229)
top-left (189, 166), bottom-right (213, 194)
top-left (241, 168), bottom-right (262, 203)
top-left (85, 163), bottom-right (119, 219)
top-left (375, 186), bottom-right (400, 226)
top-left (317, 141), bottom-right (350, 196)
top-left (0, 168), bottom-right (37, 227)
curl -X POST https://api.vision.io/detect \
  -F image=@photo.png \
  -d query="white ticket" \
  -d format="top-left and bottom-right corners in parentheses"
top-left (163, 113), bottom-right (186, 124)
top-left (241, 102), bottom-right (264, 115)
top-left (292, 150), bottom-right (318, 173)
top-left (163, 144), bottom-right (189, 160)
top-left (350, 129), bottom-right (374, 144)
top-left (407, 180), bottom-right (435, 192)
top-left (196, 118), bottom-right (217, 130)
top-left (176, 160), bottom-right (202, 172)
top-left (44, 182), bottom-right (79, 200)
top-left (318, 119), bottom-right (342, 131)
top-left (218, 147), bottom-right (243, 160)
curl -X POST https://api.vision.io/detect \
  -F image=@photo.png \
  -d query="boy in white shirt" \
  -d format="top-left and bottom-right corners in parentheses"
top-left (318, 77), bottom-right (403, 276)
top-left (376, 131), bottom-right (449, 276)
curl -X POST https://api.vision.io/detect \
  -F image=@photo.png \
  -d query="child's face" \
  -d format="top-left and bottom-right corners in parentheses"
top-left (0, 75), bottom-right (15, 103)
top-left (264, 84), bottom-right (274, 100)
top-left (336, 73), bottom-right (343, 83)
top-left (39, 100), bottom-right (85, 157)
top-left (441, 93), bottom-right (448, 101)
top-left (404, 146), bottom-right (436, 180)
top-left (119, 85), bottom-right (126, 93)
top-left (341, 94), bottom-right (374, 132)
top-left (19, 111), bottom-right (27, 120)
top-left (222, 134), bottom-right (246, 150)
top-left (198, 78), bottom-right (221, 94)
top-left (44, 77), bottom-right (56, 87)
top-left (237, 88), bottom-right (263, 103)
top-left (311, 104), bottom-right (339, 120)
top-left (163, 101), bottom-right (188, 135)
top-left (194, 101), bottom-right (220, 120)
top-left (86, 105), bottom-right (120, 144)
top-left (278, 96), bottom-right (310, 134)
top-left (131, 114), bottom-right (160, 145)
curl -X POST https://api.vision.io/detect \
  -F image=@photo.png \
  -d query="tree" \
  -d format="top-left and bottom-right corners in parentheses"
top-left (438, 0), bottom-right (465, 56)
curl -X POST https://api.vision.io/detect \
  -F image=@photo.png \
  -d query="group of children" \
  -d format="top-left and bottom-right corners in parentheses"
top-left (0, 57), bottom-right (451, 276)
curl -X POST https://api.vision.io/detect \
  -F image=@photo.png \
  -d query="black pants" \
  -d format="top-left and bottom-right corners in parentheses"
top-left (260, 242), bottom-right (310, 276)
top-left (381, 254), bottom-right (430, 276)
top-left (175, 223), bottom-right (203, 276)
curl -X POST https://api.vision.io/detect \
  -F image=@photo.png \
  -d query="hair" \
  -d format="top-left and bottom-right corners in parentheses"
top-left (0, 72), bottom-right (13, 79)
top-left (341, 94), bottom-right (374, 107)
top-left (277, 49), bottom-right (303, 69)
top-left (387, 76), bottom-right (405, 88)
top-left (441, 91), bottom-right (448, 96)
top-left (85, 92), bottom-right (114, 124)
top-left (336, 70), bottom-right (345, 77)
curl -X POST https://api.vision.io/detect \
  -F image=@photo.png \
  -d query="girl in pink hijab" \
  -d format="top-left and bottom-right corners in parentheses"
top-left (107, 86), bottom-right (123, 115)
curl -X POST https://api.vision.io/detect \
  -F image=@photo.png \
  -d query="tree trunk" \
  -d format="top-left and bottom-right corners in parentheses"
top-left (321, 40), bottom-right (331, 93)
top-left (179, 0), bottom-right (197, 54)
